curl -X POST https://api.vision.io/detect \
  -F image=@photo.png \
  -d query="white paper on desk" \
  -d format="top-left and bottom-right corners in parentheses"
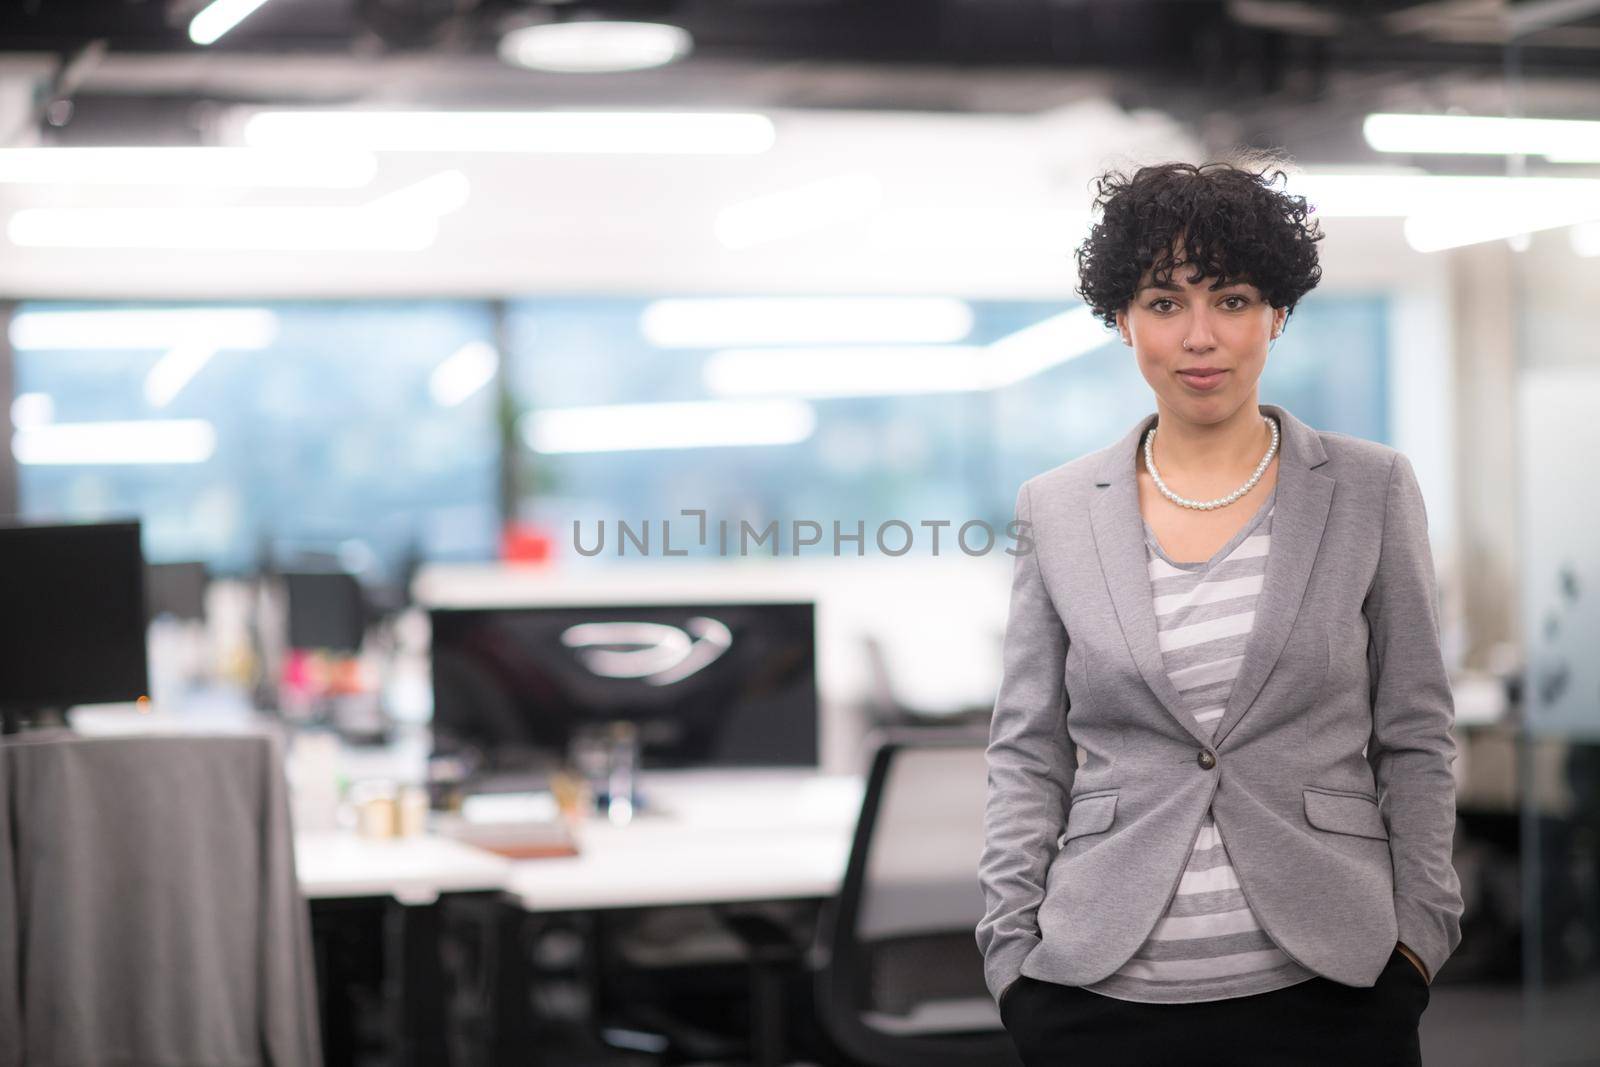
top-left (461, 791), bottom-right (560, 824)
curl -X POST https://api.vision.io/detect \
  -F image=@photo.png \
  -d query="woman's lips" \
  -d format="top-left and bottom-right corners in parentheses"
top-left (1178, 369), bottom-right (1227, 391)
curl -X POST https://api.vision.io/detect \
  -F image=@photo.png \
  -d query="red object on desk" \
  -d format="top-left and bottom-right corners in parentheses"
top-left (500, 521), bottom-right (554, 564)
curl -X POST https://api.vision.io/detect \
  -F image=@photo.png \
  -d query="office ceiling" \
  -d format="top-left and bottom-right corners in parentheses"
top-left (2, 1), bottom-right (1594, 298)
top-left (0, 0), bottom-right (1597, 157)
top-left (4, 1), bottom-right (1599, 68)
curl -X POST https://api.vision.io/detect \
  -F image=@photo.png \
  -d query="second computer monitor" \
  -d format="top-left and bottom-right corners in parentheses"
top-left (0, 519), bottom-right (149, 717)
top-left (430, 600), bottom-right (819, 773)
top-left (283, 570), bottom-right (367, 653)
top-left (145, 561), bottom-right (209, 623)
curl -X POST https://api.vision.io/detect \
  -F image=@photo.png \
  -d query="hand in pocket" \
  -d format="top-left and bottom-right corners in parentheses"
top-left (1394, 943), bottom-right (1429, 985)
top-left (999, 977), bottom-right (1026, 1025)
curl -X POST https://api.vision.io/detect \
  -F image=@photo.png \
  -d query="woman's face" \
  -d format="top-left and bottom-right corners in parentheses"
top-left (1115, 258), bottom-right (1286, 426)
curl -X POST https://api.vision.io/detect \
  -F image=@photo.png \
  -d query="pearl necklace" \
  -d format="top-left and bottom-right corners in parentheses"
top-left (1143, 415), bottom-right (1279, 511)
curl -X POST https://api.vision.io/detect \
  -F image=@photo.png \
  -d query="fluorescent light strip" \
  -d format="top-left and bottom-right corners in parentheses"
top-left (715, 173), bottom-right (884, 250)
top-left (243, 110), bottom-right (776, 155)
top-left (522, 400), bottom-right (816, 453)
top-left (641, 298), bottom-right (974, 348)
top-left (1404, 200), bottom-right (1600, 252)
top-left (1287, 173), bottom-right (1600, 217)
top-left (190, 0), bottom-right (275, 45)
top-left (1363, 113), bottom-right (1600, 162)
top-left (499, 21), bottom-right (693, 73)
top-left (145, 343), bottom-right (217, 408)
top-left (0, 147), bottom-right (376, 187)
top-left (1285, 170), bottom-right (1600, 251)
top-left (984, 307), bottom-right (1109, 387)
top-left (429, 341), bottom-right (500, 407)
top-left (10, 308), bottom-right (278, 350)
top-left (705, 346), bottom-right (987, 397)
top-left (5, 171), bottom-right (468, 252)
top-left (13, 420), bottom-right (217, 465)
top-left (700, 307), bottom-right (1109, 399)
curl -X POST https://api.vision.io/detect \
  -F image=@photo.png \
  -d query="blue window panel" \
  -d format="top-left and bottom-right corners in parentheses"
top-left (14, 301), bottom-right (501, 581)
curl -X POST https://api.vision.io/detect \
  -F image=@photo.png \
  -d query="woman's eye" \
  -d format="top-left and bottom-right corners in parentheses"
top-left (1148, 296), bottom-right (1248, 312)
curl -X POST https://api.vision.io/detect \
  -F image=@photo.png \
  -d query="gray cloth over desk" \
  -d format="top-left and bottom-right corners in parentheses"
top-left (0, 731), bottom-right (323, 1067)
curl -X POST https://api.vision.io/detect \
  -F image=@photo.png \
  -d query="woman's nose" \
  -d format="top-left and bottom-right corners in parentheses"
top-left (1182, 313), bottom-right (1218, 351)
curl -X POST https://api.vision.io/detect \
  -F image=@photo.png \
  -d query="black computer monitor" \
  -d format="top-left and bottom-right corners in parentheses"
top-left (283, 570), bottom-right (367, 653)
top-left (429, 601), bottom-right (819, 773)
top-left (0, 519), bottom-right (150, 730)
top-left (145, 561), bottom-right (209, 623)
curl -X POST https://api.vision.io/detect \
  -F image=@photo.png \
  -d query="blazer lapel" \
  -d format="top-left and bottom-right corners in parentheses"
top-left (1086, 402), bottom-right (1333, 752)
top-left (1210, 403), bottom-right (1333, 749)
top-left (1088, 410), bottom-right (1213, 748)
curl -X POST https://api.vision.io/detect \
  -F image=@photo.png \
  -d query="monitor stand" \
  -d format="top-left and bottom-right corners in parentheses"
top-left (1, 706), bottom-right (68, 735)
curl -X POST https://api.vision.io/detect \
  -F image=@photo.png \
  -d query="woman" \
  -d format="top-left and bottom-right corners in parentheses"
top-left (976, 160), bottom-right (1463, 1066)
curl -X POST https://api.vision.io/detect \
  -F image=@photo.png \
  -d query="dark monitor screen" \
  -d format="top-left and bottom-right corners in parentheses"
top-left (145, 562), bottom-right (208, 623)
top-left (284, 571), bottom-right (366, 652)
top-left (430, 601), bottom-right (819, 772)
top-left (0, 519), bottom-right (149, 710)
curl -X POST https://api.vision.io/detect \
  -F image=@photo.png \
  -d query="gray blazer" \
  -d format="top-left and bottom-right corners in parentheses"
top-left (976, 401), bottom-right (1464, 1005)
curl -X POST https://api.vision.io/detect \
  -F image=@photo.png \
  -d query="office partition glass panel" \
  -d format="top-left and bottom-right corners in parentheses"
top-left (503, 297), bottom-right (1063, 559)
top-left (11, 294), bottom-right (1389, 574)
top-left (503, 293), bottom-right (1389, 560)
top-left (1502, 47), bottom-right (1600, 1061)
top-left (12, 301), bottom-right (500, 581)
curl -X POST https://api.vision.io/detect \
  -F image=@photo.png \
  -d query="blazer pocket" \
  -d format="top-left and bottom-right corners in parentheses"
top-left (1057, 792), bottom-right (1118, 847)
top-left (1303, 787), bottom-right (1388, 840)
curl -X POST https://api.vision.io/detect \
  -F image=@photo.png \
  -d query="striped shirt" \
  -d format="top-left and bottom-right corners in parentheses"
top-left (1082, 478), bottom-right (1318, 1003)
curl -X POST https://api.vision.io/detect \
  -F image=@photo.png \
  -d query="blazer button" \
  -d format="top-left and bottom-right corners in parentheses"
top-left (1197, 750), bottom-right (1216, 770)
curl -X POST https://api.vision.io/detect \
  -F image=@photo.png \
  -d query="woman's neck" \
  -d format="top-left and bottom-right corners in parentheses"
top-left (1145, 401), bottom-right (1273, 483)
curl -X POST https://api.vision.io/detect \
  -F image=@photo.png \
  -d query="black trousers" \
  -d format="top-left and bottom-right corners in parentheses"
top-left (1001, 946), bottom-right (1431, 1067)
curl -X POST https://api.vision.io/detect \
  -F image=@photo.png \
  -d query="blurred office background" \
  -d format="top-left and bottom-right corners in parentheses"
top-left (0, 1), bottom-right (1597, 1065)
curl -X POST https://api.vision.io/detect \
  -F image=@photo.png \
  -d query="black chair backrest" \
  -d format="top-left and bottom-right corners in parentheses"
top-left (816, 726), bottom-right (1021, 1067)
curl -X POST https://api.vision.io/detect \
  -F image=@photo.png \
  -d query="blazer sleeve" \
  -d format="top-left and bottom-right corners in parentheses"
top-left (1363, 451), bottom-right (1465, 984)
top-left (975, 480), bottom-right (1076, 1004)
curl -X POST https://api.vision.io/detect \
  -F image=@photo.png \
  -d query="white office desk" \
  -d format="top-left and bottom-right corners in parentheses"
top-left (507, 769), bottom-right (864, 912)
top-left (296, 832), bottom-right (514, 905)
top-left (504, 821), bottom-right (853, 912)
top-left (295, 770), bottom-right (865, 912)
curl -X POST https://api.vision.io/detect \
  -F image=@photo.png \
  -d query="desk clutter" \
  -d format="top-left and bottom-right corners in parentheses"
top-left (433, 791), bottom-right (580, 859)
top-left (0, 723), bottom-right (1016, 1066)
top-left (0, 516), bottom-right (1015, 1065)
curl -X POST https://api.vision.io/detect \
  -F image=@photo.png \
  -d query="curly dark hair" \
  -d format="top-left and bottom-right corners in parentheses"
top-left (1073, 159), bottom-right (1325, 332)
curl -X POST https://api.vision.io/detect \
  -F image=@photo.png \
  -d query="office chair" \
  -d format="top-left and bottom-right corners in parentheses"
top-left (813, 728), bottom-right (1023, 1067)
